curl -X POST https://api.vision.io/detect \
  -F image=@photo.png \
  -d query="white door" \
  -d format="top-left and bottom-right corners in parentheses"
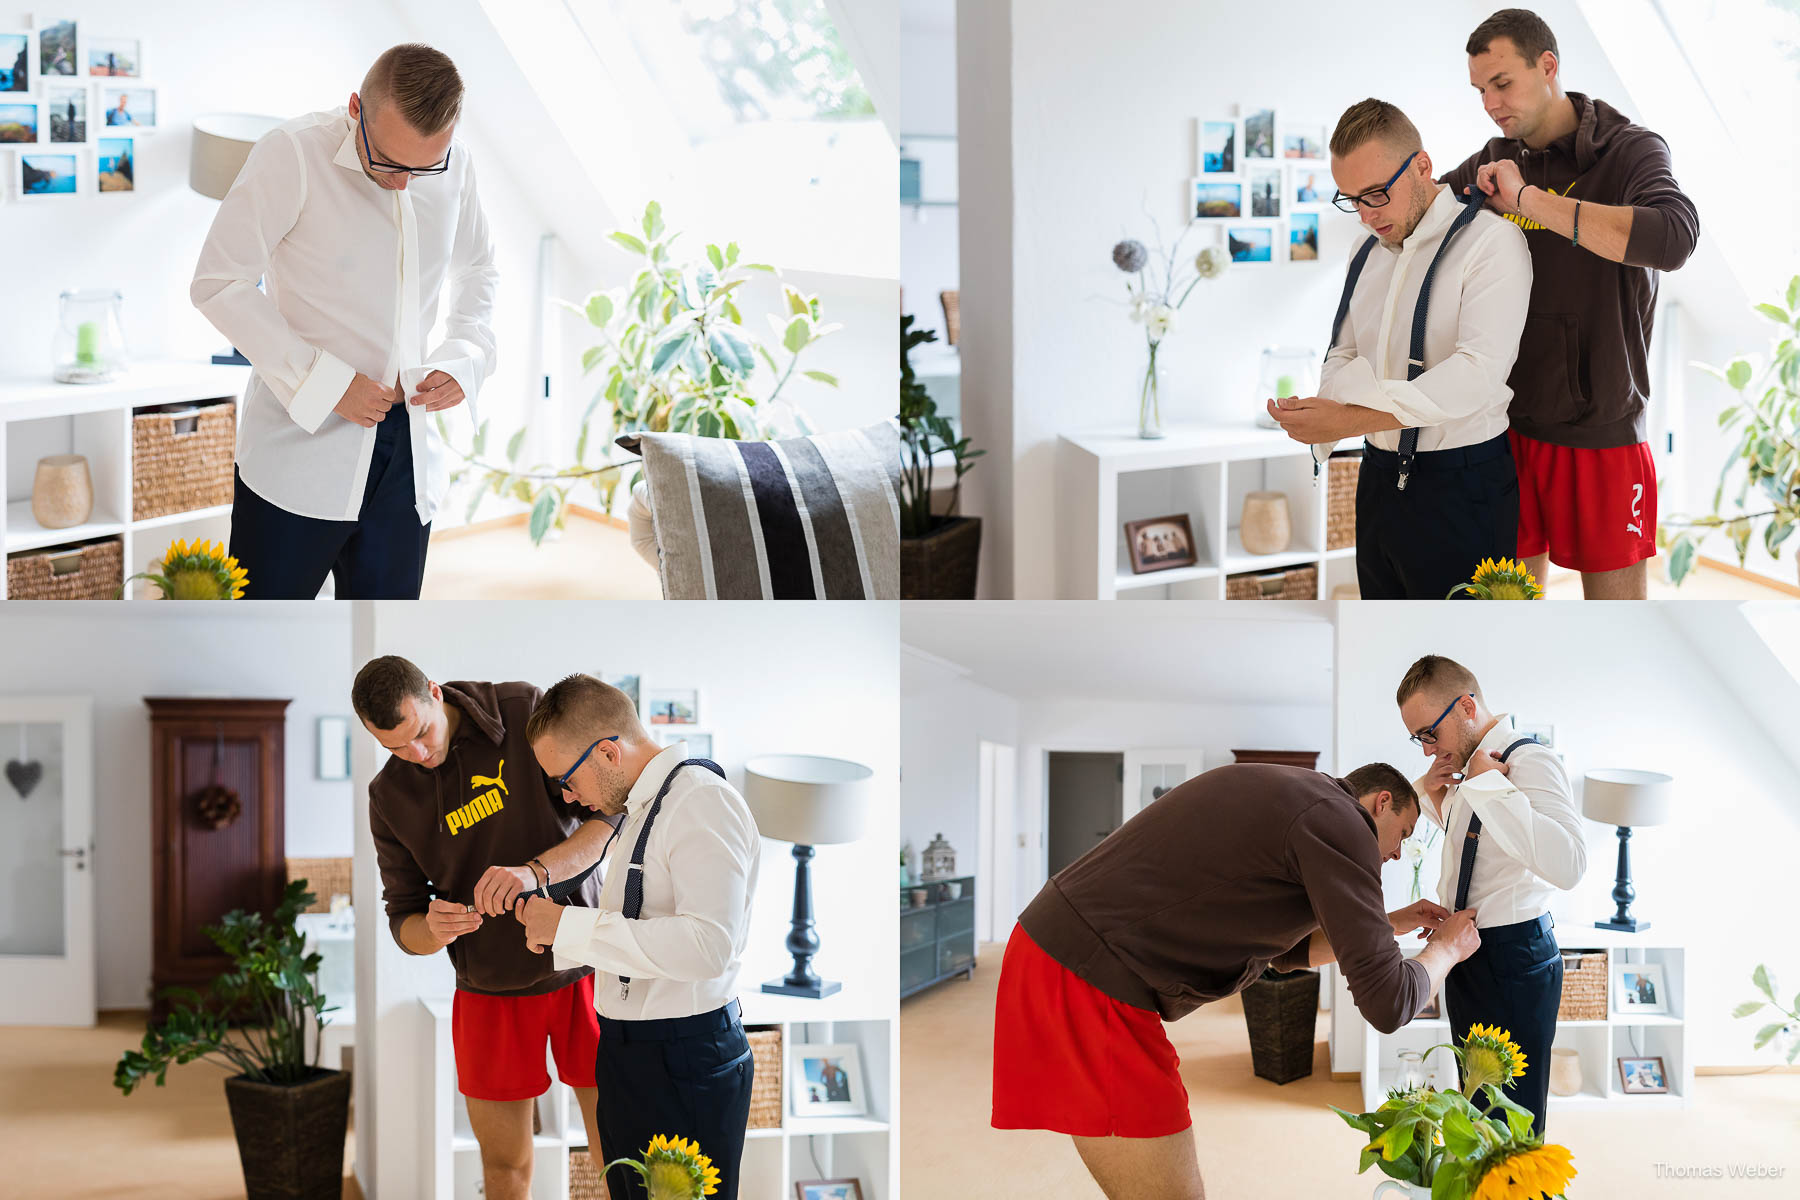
top-left (0, 696), bottom-right (96, 1026)
top-left (1123, 747), bottom-right (1207, 823)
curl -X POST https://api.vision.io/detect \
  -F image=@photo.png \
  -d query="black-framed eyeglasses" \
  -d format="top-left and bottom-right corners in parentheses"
top-left (552, 736), bottom-right (618, 792)
top-left (1410, 693), bottom-right (1472, 747)
top-left (1331, 149), bottom-right (1419, 213)
top-left (358, 106), bottom-right (452, 177)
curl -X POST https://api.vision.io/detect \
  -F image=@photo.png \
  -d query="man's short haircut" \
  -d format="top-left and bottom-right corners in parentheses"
top-left (352, 656), bottom-right (432, 730)
top-left (1329, 98), bottom-right (1423, 161)
top-left (361, 43), bottom-right (463, 135)
top-left (1345, 763), bottom-right (1420, 813)
top-left (1467, 8), bottom-right (1560, 67)
top-left (1395, 654), bottom-right (1485, 708)
top-left (525, 674), bottom-right (646, 744)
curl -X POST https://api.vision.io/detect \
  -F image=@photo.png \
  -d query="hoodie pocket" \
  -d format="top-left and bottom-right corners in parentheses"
top-left (1512, 313), bottom-right (1588, 427)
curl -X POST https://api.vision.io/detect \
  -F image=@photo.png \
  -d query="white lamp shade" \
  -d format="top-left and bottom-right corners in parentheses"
top-left (190, 113), bottom-right (284, 200)
top-left (1582, 769), bottom-right (1674, 827)
top-left (744, 754), bottom-right (873, 846)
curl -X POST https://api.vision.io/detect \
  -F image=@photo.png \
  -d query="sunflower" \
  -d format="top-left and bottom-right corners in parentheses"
top-left (122, 538), bottom-right (249, 600)
top-left (1448, 558), bottom-right (1544, 600)
top-left (622, 1133), bottom-right (720, 1199)
top-left (1470, 1142), bottom-right (1577, 1200)
top-left (1461, 1023), bottom-right (1529, 1096)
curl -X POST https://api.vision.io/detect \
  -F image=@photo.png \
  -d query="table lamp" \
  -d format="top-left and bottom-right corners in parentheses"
top-left (189, 113), bottom-right (282, 365)
top-left (1582, 769), bottom-right (1673, 932)
top-left (744, 754), bottom-right (873, 999)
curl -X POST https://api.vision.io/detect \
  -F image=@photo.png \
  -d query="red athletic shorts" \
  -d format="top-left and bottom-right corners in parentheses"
top-left (990, 923), bottom-right (1192, 1138)
top-left (1510, 430), bottom-right (1657, 573)
top-left (452, 974), bottom-right (600, 1101)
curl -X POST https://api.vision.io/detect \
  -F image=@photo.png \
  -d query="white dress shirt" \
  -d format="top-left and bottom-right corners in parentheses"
top-left (191, 107), bottom-right (498, 523)
top-left (552, 744), bottom-right (762, 1020)
top-left (1423, 715), bottom-right (1588, 929)
top-left (1318, 184), bottom-right (1533, 453)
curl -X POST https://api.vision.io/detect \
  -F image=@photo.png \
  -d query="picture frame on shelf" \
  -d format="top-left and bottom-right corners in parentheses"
top-left (0, 97), bottom-right (40, 143)
top-left (1191, 178), bottom-right (1243, 220)
top-left (1247, 164), bottom-right (1282, 219)
top-left (96, 134), bottom-right (133, 192)
top-left (796, 1181), bottom-right (864, 1200)
top-left (1242, 105), bottom-right (1277, 159)
top-left (18, 147), bottom-right (80, 197)
top-left (647, 688), bottom-right (699, 726)
top-left (1617, 1055), bottom-right (1669, 1094)
top-left (43, 81), bottom-right (86, 142)
top-left (1124, 513), bottom-right (1198, 574)
top-left (789, 1041), bottom-right (868, 1118)
top-left (1289, 212), bottom-right (1320, 263)
top-left (1, 28), bottom-right (38, 95)
top-left (97, 82), bottom-right (154, 132)
top-left (1226, 224), bottom-right (1277, 266)
top-left (1196, 117), bottom-right (1238, 175)
top-left (1290, 162), bottom-right (1328, 208)
top-left (86, 34), bottom-right (143, 78)
top-left (34, 15), bottom-right (79, 80)
top-left (1612, 960), bottom-right (1669, 1016)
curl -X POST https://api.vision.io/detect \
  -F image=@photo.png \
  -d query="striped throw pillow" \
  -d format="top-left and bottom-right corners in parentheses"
top-left (617, 422), bottom-right (901, 600)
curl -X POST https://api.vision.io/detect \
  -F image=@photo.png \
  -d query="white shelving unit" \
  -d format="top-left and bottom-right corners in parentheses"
top-left (1338, 925), bottom-right (1690, 1115)
top-left (424, 990), bottom-right (896, 1200)
top-left (1057, 424), bottom-right (1357, 599)
top-left (1, 360), bottom-right (250, 597)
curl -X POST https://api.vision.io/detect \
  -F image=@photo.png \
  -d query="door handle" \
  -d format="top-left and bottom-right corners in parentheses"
top-left (61, 846), bottom-right (88, 870)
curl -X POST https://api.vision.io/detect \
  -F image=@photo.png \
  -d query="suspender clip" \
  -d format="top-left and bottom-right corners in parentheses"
top-left (1396, 469), bottom-right (1410, 492)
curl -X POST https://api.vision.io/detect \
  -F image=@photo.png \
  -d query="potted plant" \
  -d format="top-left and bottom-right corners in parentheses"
top-left (1735, 963), bottom-right (1800, 1064)
top-left (115, 881), bottom-right (344, 1200)
top-left (1241, 966), bottom-right (1321, 1084)
top-left (900, 313), bottom-right (984, 598)
top-left (1665, 275), bottom-right (1800, 587)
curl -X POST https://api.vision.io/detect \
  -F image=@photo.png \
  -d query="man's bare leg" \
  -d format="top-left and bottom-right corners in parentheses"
top-left (571, 1086), bottom-right (613, 1199)
top-left (1581, 559), bottom-right (1647, 599)
top-left (466, 1096), bottom-right (536, 1200)
top-left (1524, 554), bottom-right (1551, 591)
top-left (1071, 1130), bottom-right (1206, 1200)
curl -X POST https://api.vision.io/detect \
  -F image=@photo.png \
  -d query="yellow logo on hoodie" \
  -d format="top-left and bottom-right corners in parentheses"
top-left (448, 759), bottom-right (508, 836)
top-left (1503, 183), bottom-right (1567, 233)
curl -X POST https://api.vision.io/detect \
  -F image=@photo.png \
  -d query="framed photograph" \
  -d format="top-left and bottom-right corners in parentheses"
top-left (1124, 513), bottom-right (1198, 574)
top-left (0, 98), bottom-right (40, 143)
top-left (98, 83), bottom-right (154, 132)
top-left (1291, 163), bottom-right (1328, 208)
top-left (1613, 961), bottom-right (1669, 1015)
top-left (647, 688), bottom-right (699, 726)
top-left (1283, 122), bottom-right (1328, 162)
top-left (35, 16), bottom-right (78, 78)
top-left (789, 1042), bottom-right (867, 1117)
top-left (1289, 212), bottom-right (1320, 263)
top-left (1191, 179), bottom-right (1243, 220)
top-left (97, 135), bottom-right (133, 192)
top-left (1196, 117), bottom-right (1237, 175)
top-left (796, 1182), bottom-right (864, 1200)
top-left (654, 728), bottom-right (712, 758)
top-left (44, 82), bottom-right (84, 142)
top-left (86, 35), bottom-right (142, 78)
top-left (604, 673), bottom-right (642, 714)
top-left (1226, 224), bottom-right (1276, 265)
top-left (316, 716), bottom-right (350, 781)
top-left (1247, 164), bottom-right (1282, 218)
top-left (1617, 1055), bottom-right (1669, 1094)
top-left (1242, 106), bottom-right (1276, 158)
top-left (1, 30), bottom-right (34, 94)
top-left (1514, 721), bottom-right (1557, 749)
top-left (18, 148), bottom-right (79, 197)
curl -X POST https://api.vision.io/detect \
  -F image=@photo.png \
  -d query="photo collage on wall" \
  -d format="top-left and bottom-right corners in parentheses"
top-left (2, 16), bottom-right (152, 202)
top-left (1191, 105), bottom-right (1329, 267)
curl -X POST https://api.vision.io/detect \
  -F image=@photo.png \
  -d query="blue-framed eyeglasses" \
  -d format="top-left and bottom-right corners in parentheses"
top-left (358, 106), bottom-right (452, 177)
top-left (1332, 149), bottom-right (1419, 213)
top-left (552, 736), bottom-right (618, 792)
top-left (1410, 693), bottom-right (1472, 747)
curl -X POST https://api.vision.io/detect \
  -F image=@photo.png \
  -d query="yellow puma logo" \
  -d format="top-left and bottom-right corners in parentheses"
top-left (448, 760), bottom-right (507, 835)
top-left (1502, 183), bottom-right (1567, 232)
top-left (470, 760), bottom-right (508, 796)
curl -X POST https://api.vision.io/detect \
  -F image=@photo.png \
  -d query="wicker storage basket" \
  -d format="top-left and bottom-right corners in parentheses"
top-left (748, 1026), bottom-right (784, 1129)
top-left (6, 536), bottom-right (123, 600)
top-left (1558, 950), bottom-right (1609, 1022)
top-left (1226, 564), bottom-right (1318, 600)
top-left (286, 858), bottom-right (354, 914)
top-left (222, 1068), bottom-right (351, 1200)
top-left (133, 400), bottom-right (236, 521)
top-left (1326, 453), bottom-right (1360, 550)
top-left (1241, 969), bottom-right (1320, 1084)
top-left (569, 1151), bottom-right (609, 1200)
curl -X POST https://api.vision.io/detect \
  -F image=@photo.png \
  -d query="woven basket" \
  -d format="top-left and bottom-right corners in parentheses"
top-left (1241, 969), bottom-right (1320, 1084)
top-left (748, 1026), bottom-right (783, 1129)
top-left (133, 400), bottom-right (236, 521)
top-left (1326, 454), bottom-right (1360, 550)
top-left (6, 536), bottom-right (123, 599)
top-left (1558, 950), bottom-right (1609, 1021)
top-left (569, 1151), bottom-right (609, 1200)
top-left (1226, 564), bottom-right (1318, 600)
top-left (286, 858), bottom-right (353, 913)
top-left (222, 1068), bottom-right (350, 1200)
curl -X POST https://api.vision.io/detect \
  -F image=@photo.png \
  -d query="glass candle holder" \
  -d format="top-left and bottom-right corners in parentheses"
top-left (1256, 345), bottom-right (1319, 430)
top-left (52, 289), bottom-right (129, 384)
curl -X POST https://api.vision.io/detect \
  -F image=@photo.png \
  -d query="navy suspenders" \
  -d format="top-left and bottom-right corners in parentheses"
top-left (1451, 736), bottom-right (1542, 912)
top-left (616, 757), bottom-right (727, 999)
top-left (1325, 190), bottom-right (1487, 491)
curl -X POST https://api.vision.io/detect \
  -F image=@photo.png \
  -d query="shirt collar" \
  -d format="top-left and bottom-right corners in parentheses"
top-left (1387, 183), bottom-right (1457, 255)
top-left (625, 743), bottom-right (689, 815)
top-left (332, 108), bottom-right (365, 176)
top-left (1467, 712), bottom-right (1518, 768)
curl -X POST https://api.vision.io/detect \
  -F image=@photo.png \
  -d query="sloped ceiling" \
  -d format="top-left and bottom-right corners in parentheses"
top-left (1660, 602), bottom-right (1800, 788)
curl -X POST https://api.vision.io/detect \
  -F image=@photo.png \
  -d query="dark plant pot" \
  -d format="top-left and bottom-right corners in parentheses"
top-left (223, 1067), bottom-right (351, 1200)
top-left (902, 516), bottom-right (982, 599)
top-left (1241, 968), bottom-right (1320, 1085)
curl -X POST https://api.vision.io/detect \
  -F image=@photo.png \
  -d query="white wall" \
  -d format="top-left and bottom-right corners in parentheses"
top-left (0, 604), bottom-right (353, 1010)
top-left (900, 23), bottom-right (959, 343)
top-left (1336, 600), bottom-right (1800, 1067)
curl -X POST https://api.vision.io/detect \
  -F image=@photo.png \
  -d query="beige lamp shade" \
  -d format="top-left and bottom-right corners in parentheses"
top-left (190, 113), bottom-right (284, 200)
top-left (1582, 769), bottom-right (1674, 827)
top-left (743, 755), bottom-right (873, 846)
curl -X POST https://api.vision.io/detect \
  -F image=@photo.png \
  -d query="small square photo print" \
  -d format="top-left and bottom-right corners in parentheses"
top-left (647, 688), bottom-right (699, 726)
top-left (1191, 179), bottom-right (1243, 220)
top-left (19, 148), bottom-right (79, 196)
top-left (87, 35), bottom-right (141, 77)
top-left (1612, 961), bottom-right (1669, 1015)
top-left (45, 83), bottom-right (85, 142)
top-left (0, 30), bottom-right (31, 93)
top-left (99, 84), bottom-right (154, 131)
top-left (37, 18), bottom-right (78, 78)
top-left (0, 98), bottom-right (39, 142)
top-left (1243, 106), bottom-right (1276, 158)
top-left (1227, 225), bottom-right (1275, 265)
top-left (1290, 212), bottom-right (1320, 262)
top-left (1197, 118), bottom-right (1237, 175)
top-left (789, 1042), bottom-right (867, 1117)
top-left (97, 136), bottom-right (133, 192)
top-left (1617, 1055), bottom-right (1669, 1094)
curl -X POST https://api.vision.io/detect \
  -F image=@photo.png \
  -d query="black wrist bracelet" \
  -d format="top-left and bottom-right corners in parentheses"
top-left (1572, 199), bottom-right (1582, 247)
top-left (1515, 182), bottom-right (1528, 213)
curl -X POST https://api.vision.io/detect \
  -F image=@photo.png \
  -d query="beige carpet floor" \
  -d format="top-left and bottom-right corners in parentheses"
top-left (1541, 558), bottom-right (1790, 600)
top-left (902, 944), bottom-right (1799, 1199)
top-left (424, 513), bottom-right (662, 600)
top-left (0, 1012), bottom-right (360, 1200)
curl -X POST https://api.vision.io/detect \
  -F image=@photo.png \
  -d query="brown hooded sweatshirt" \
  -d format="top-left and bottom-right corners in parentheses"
top-left (1018, 763), bottom-right (1427, 1034)
top-left (1440, 93), bottom-right (1699, 449)
top-left (368, 680), bottom-right (606, 997)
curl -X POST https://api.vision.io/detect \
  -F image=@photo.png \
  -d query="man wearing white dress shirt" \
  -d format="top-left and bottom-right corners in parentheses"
top-left (515, 675), bottom-right (760, 1200)
top-left (191, 43), bottom-right (497, 599)
top-left (1397, 654), bottom-right (1587, 1133)
top-left (1268, 99), bottom-right (1532, 599)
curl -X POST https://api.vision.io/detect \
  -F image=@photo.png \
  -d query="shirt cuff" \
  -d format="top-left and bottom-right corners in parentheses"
top-left (417, 352), bottom-right (480, 425)
top-left (552, 903), bottom-right (606, 963)
top-left (1458, 770), bottom-right (1518, 804)
top-left (289, 350), bottom-right (356, 435)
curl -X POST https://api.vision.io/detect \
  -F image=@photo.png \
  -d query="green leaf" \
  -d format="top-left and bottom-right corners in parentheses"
top-left (651, 332), bottom-right (695, 375)
top-left (1754, 303), bottom-right (1792, 326)
top-left (1734, 1000), bottom-right (1768, 1019)
top-left (706, 244), bottom-right (724, 271)
top-left (697, 410), bottom-right (722, 438)
top-left (803, 369), bottom-right (840, 387)
top-left (585, 293), bottom-right (615, 327)
top-left (1667, 535), bottom-right (1697, 585)
top-left (783, 316), bottom-right (811, 354)
top-left (610, 231), bottom-right (648, 255)
top-left (1754, 964), bottom-right (1778, 1002)
top-left (506, 427), bottom-right (527, 463)
top-left (528, 490), bottom-right (557, 545)
top-left (1439, 1107), bottom-right (1484, 1158)
top-left (1726, 359), bottom-right (1753, 391)
top-left (1786, 275), bottom-right (1799, 314)
top-left (1766, 518), bottom-right (1795, 558)
top-left (745, 262), bottom-right (777, 273)
top-left (642, 200), bottom-right (662, 241)
top-left (1753, 1021), bottom-right (1787, 1049)
top-left (581, 345), bottom-right (608, 375)
top-left (709, 327), bottom-right (755, 375)
top-left (726, 241), bottom-right (740, 264)
top-left (785, 286), bottom-right (811, 317)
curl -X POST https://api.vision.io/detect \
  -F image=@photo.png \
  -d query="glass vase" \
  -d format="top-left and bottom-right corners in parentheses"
top-left (1138, 342), bottom-right (1166, 439)
top-left (52, 289), bottom-right (129, 384)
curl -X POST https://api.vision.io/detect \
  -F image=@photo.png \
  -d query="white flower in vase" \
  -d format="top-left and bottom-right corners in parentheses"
top-left (1145, 304), bottom-right (1176, 342)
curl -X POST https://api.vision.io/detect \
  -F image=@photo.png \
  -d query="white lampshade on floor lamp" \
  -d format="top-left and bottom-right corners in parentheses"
top-left (745, 754), bottom-right (873, 999)
top-left (190, 113), bottom-right (282, 365)
top-left (1583, 769), bottom-right (1673, 932)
